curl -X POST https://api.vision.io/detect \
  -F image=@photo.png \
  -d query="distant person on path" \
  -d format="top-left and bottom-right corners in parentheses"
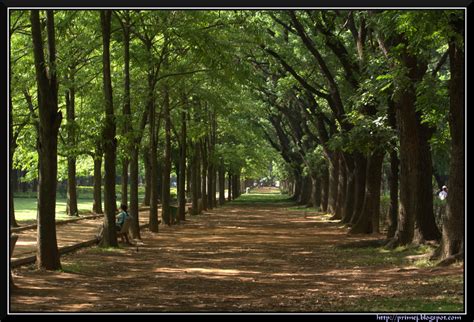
top-left (116, 203), bottom-right (130, 231)
top-left (438, 185), bottom-right (448, 201)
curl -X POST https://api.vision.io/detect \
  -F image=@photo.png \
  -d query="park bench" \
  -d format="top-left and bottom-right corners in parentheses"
top-left (117, 217), bottom-right (132, 245)
top-left (10, 233), bottom-right (18, 288)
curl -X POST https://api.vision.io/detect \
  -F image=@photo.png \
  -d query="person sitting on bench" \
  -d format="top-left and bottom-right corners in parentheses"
top-left (116, 203), bottom-right (130, 231)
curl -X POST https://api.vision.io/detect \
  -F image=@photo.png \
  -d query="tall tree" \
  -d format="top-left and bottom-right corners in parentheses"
top-left (30, 9), bottom-right (62, 269)
top-left (99, 10), bottom-right (118, 247)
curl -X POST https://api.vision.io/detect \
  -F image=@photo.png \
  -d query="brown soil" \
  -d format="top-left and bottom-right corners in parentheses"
top-left (9, 193), bottom-right (464, 313)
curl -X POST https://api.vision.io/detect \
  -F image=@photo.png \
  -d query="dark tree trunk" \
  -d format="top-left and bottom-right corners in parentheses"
top-left (142, 150), bottom-right (151, 206)
top-left (201, 139), bottom-right (208, 210)
top-left (298, 175), bottom-right (312, 205)
top-left (386, 98), bottom-right (399, 239)
top-left (350, 150), bottom-right (385, 234)
top-left (292, 171), bottom-right (302, 201)
top-left (333, 154), bottom-right (346, 220)
top-left (9, 89), bottom-right (19, 227)
top-left (92, 145), bottom-right (103, 214)
top-left (178, 109), bottom-right (187, 221)
top-left (311, 172), bottom-right (322, 210)
top-left (148, 88), bottom-right (159, 232)
top-left (228, 172), bottom-right (232, 202)
top-left (328, 153), bottom-right (340, 215)
top-left (350, 153), bottom-right (367, 225)
top-left (386, 150), bottom-right (399, 239)
top-left (129, 147), bottom-right (140, 239)
top-left (436, 22), bottom-right (464, 260)
top-left (65, 75), bottom-right (78, 217)
top-left (161, 85), bottom-right (171, 226)
top-left (320, 165), bottom-right (329, 212)
top-left (31, 9), bottom-right (62, 269)
top-left (120, 12), bottom-right (131, 207)
top-left (191, 141), bottom-right (200, 215)
top-left (219, 162), bottom-right (226, 205)
top-left (99, 10), bottom-right (118, 247)
top-left (413, 130), bottom-right (441, 243)
top-left (341, 154), bottom-right (355, 223)
top-left (121, 160), bottom-right (128, 206)
top-left (389, 51), bottom-right (440, 247)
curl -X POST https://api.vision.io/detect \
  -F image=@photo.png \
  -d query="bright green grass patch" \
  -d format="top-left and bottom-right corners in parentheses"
top-left (229, 192), bottom-right (292, 204)
top-left (13, 197), bottom-right (96, 223)
top-left (334, 244), bottom-right (437, 267)
top-left (346, 296), bottom-right (463, 312)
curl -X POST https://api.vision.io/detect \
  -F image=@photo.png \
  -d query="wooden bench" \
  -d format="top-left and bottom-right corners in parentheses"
top-left (10, 233), bottom-right (18, 288)
top-left (117, 217), bottom-right (132, 245)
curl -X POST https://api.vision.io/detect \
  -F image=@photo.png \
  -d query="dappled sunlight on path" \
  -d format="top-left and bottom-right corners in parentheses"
top-left (10, 192), bottom-right (464, 312)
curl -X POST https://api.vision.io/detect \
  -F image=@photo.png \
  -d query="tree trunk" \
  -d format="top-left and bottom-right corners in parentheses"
top-left (99, 10), bottom-right (118, 247)
top-left (201, 139), bottom-right (208, 210)
top-left (350, 153), bottom-right (367, 225)
top-left (333, 154), bottom-right (346, 220)
top-left (328, 153), bottom-right (340, 215)
top-left (341, 153), bottom-right (355, 223)
top-left (311, 172), bottom-right (322, 210)
top-left (436, 23), bottom-right (464, 260)
top-left (178, 109), bottom-right (187, 221)
top-left (389, 51), bottom-right (440, 247)
top-left (227, 172), bottom-right (233, 201)
top-left (120, 13), bottom-right (131, 207)
top-left (65, 76), bottom-right (78, 217)
top-left (148, 86), bottom-right (159, 232)
top-left (298, 175), bottom-right (312, 205)
top-left (31, 10), bottom-right (62, 269)
top-left (386, 150), bottom-right (399, 239)
top-left (350, 150), bottom-right (384, 234)
top-left (386, 97), bottom-right (399, 239)
top-left (9, 93), bottom-right (19, 227)
top-left (92, 146), bottom-right (103, 214)
top-left (142, 150), bottom-right (151, 206)
top-left (129, 146), bottom-right (141, 239)
top-left (161, 84), bottom-right (171, 226)
top-left (121, 160), bottom-right (128, 206)
top-left (219, 162), bottom-right (226, 205)
top-left (320, 165), bottom-right (329, 212)
top-left (191, 141), bottom-right (200, 215)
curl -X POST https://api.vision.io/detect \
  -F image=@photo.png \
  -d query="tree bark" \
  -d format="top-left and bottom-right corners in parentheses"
top-left (341, 153), bottom-right (355, 223)
top-left (328, 153), bottom-right (340, 215)
top-left (350, 150), bottom-right (384, 234)
top-left (99, 10), bottom-right (118, 247)
top-left (31, 9), bottom-right (62, 269)
top-left (350, 153), bottom-right (367, 225)
top-left (92, 144), bottom-right (103, 214)
top-left (320, 165), bottom-right (329, 212)
top-left (161, 84), bottom-right (171, 226)
top-left (219, 161), bottom-right (226, 205)
top-left (311, 172), bottom-right (322, 210)
top-left (386, 150), bottom-right (399, 239)
top-left (201, 139), bottom-right (208, 210)
top-left (142, 150), bottom-right (151, 206)
top-left (228, 172), bottom-right (233, 201)
top-left (191, 141), bottom-right (200, 215)
top-left (298, 175), bottom-right (312, 205)
top-left (65, 74), bottom-right (78, 217)
top-left (333, 154), bottom-right (346, 220)
top-left (436, 21), bottom-right (464, 260)
top-left (178, 108), bottom-right (187, 221)
top-left (129, 146), bottom-right (140, 239)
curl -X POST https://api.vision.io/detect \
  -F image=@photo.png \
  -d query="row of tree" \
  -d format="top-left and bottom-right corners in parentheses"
top-left (9, 10), bottom-right (280, 270)
top-left (238, 10), bottom-right (464, 263)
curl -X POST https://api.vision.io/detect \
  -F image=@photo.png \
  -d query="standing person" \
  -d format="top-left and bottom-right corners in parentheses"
top-left (438, 186), bottom-right (448, 201)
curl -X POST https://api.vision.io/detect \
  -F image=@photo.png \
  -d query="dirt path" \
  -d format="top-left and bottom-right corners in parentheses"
top-left (10, 193), bottom-right (464, 312)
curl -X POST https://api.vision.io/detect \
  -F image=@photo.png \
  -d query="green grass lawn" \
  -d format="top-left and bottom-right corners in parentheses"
top-left (13, 186), bottom-right (178, 224)
top-left (13, 198), bottom-right (98, 224)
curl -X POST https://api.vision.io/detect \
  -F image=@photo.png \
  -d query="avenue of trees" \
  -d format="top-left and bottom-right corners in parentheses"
top-left (9, 10), bottom-right (464, 270)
